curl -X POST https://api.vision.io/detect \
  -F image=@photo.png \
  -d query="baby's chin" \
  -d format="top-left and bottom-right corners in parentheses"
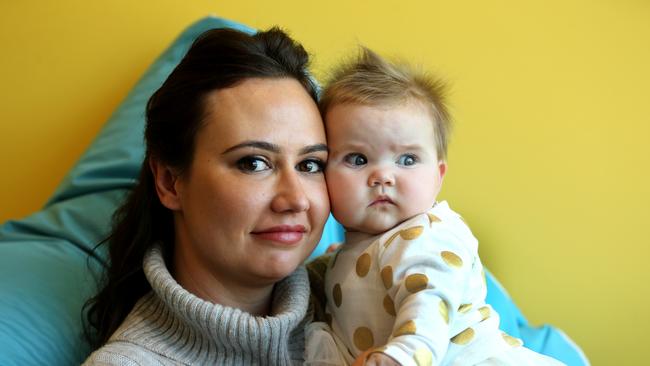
top-left (348, 218), bottom-right (406, 236)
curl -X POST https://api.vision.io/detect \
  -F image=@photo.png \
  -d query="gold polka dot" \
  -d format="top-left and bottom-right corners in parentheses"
top-left (384, 231), bottom-right (400, 248)
top-left (441, 251), bottom-right (463, 268)
top-left (478, 306), bottom-right (491, 321)
top-left (356, 252), bottom-right (371, 277)
top-left (333, 283), bottom-right (342, 307)
top-left (383, 295), bottom-right (396, 316)
top-left (400, 225), bottom-right (424, 240)
top-left (427, 213), bottom-right (441, 225)
top-left (405, 273), bottom-right (429, 293)
top-left (439, 300), bottom-right (449, 324)
top-left (381, 266), bottom-right (393, 289)
top-left (450, 327), bottom-right (475, 345)
top-left (384, 226), bottom-right (424, 248)
top-left (458, 303), bottom-right (473, 313)
top-left (414, 347), bottom-right (433, 366)
top-left (394, 320), bottom-right (417, 337)
top-left (502, 333), bottom-right (523, 347)
top-left (353, 327), bottom-right (374, 351)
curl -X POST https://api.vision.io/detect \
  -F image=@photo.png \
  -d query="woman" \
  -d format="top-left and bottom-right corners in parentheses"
top-left (83, 27), bottom-right (329, 365)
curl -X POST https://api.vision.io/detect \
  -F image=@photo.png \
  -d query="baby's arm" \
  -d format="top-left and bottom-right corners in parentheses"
top-left (373, 210), bottom-right (477, 365)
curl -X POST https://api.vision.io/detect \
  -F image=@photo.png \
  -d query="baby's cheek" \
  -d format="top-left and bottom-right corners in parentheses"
top-left (324, 168), bottom-right (340, 194)
top-left (326, 173), bottom-right (356, 221)
top-left (403, 177), bottom-right (439, 214)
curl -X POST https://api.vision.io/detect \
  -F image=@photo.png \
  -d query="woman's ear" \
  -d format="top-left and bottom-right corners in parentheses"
top-left (149, 157), bottom-right (182, 210)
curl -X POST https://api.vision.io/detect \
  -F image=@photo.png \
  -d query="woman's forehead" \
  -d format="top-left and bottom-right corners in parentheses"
top-left (197, 78), bottom-right (326, 152)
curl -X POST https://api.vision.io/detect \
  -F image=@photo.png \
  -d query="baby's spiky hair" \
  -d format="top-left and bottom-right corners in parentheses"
top-left (320, 47), bottom-right (451, 160)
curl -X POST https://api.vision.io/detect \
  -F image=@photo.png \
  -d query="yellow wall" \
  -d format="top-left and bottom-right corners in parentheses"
top-left (2, 1), bottom-right (648, 364)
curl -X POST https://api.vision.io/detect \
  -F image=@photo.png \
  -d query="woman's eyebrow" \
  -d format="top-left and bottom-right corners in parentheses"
top-left (300, 144), bottom-right (328, 155)
top-left (222, 141), bottom-right (328, 155)
top-left (222, 141), bottom-right (279, 154)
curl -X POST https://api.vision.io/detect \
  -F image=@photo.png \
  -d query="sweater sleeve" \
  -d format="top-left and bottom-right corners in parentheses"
top-left (374, 211), bottom-right (478, 366)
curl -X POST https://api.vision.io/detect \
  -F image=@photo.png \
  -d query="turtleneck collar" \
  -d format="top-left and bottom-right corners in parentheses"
top-left (109, 244), bottom-right (311, 365)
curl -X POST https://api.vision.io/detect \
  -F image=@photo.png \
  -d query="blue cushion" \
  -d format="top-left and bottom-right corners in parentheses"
top-left (0, 16), bottom-right (255, 366)
top-left (484, 269), bottom-right (589, 365)
top-left (0, 15), bottom-right (587, 365)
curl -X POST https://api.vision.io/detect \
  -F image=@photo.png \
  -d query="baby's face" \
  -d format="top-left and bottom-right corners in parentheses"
top-left (325, 101), bottom-right (447, 234)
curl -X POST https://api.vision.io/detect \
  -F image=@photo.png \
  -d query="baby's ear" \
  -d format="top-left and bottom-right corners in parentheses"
top-left (438, 161), bottom-right (448, 179)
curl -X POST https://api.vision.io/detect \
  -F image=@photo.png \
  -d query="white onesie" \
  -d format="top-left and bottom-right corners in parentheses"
top-left (305, 201), bottom-right (564, 366)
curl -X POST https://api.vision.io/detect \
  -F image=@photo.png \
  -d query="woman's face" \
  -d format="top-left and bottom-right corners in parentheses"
top-left (167, 78), bottom-right (329, 294)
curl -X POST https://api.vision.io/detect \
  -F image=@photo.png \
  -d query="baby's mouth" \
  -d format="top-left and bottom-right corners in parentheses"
top-left (369, 195), bottom-right (394, 206)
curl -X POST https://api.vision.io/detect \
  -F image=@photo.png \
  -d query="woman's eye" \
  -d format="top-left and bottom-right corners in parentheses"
top-left (397, 154), bottom-right (418, 166)
top-left (297, 159), bottom-right (325, 173)
top-left (236, 156), bottom-right (271, 172)
top-left (343, 153), bottom-right (367, 166)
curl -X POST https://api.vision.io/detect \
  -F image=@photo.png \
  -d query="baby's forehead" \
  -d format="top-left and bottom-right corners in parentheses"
top-left (325, 97), bottom-right (432, 117)
top-left (323, 101), bottom-right (437, 145)
top-left (324, 100), bottom-right (439, 150)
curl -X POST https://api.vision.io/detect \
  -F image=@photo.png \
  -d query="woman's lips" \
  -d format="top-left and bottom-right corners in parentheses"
top-left (252, 225), bottom-right (307, 245)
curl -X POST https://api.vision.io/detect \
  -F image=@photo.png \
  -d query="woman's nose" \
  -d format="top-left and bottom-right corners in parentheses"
top-left (368, 167), bottom-right (395, 187)
top-left (271, 170), bottom-right (310, 213)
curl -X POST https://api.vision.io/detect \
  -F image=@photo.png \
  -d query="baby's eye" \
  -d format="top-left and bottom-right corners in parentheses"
top-left (397, 154), bottom-right (418, 166)
top-left (343, 153), bottom-right (368, 166)
top-left (236, 156), bottom-right (271, 172)
top-left (297, 159), bottom-right (325, 173)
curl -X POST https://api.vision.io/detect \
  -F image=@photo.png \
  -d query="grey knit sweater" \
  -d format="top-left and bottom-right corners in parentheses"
top-left (83, 245), bottom-right (311, 365)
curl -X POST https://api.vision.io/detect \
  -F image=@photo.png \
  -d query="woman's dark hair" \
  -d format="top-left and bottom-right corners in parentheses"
top-left (83, 27), bottom-right (318, 348)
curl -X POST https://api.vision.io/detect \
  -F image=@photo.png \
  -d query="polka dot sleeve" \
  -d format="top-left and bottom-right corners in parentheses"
top-left (373, 207), bottom-right (479, 365)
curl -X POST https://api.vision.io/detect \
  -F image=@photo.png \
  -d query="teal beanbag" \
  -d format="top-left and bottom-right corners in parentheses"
top-left (0, 15), bottom-right (587, 366)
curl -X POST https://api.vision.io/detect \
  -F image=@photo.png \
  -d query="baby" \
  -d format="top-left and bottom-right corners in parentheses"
top-left (304, 48), bottom-right (564, 366)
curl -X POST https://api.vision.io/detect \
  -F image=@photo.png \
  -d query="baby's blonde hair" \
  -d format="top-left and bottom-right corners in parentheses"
top-left (320, 47), bottom-right (451, 161)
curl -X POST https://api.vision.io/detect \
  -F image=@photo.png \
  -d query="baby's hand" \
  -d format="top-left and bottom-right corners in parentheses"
top-left (353, 351), bottom-right (401, 366)
top-left (326, 243), bottom-right (341, 253)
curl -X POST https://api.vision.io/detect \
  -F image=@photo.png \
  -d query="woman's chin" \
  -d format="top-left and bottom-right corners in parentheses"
top-left (256, 253), bottom-right (306, 281)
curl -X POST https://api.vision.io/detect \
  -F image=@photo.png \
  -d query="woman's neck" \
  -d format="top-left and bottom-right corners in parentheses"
top-left (172, 248), bottom-right (274, 316)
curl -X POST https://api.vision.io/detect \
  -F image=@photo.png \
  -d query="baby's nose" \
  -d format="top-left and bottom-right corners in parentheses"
top-left (368, 168), bottom-right (395, 186)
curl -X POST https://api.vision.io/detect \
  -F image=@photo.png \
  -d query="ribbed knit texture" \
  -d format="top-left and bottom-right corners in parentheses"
top-left (84, 245), bottom-right (311, 365)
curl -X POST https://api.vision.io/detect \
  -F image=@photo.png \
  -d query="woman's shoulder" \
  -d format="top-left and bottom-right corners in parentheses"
top-left (83, 341), bottom-right (170, 366)
top-left (82, 293), bottom-right (174, 365)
